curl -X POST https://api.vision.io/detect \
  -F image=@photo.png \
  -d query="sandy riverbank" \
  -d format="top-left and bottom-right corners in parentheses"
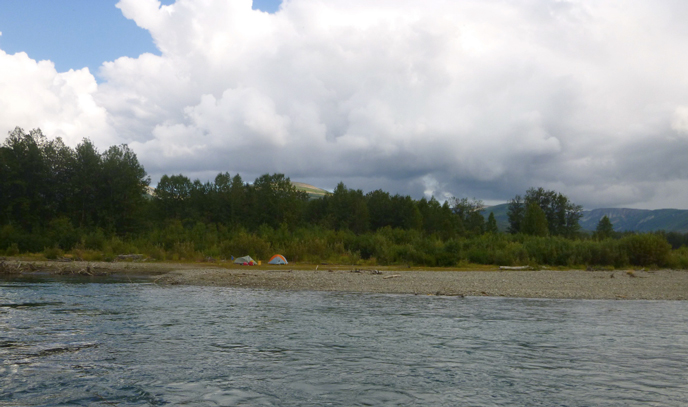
top-left (2, 260), bottom-right (687, 300)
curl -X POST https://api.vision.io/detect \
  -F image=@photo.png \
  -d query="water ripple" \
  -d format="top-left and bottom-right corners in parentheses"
top-left (1, 282), bottom-right (687, 406)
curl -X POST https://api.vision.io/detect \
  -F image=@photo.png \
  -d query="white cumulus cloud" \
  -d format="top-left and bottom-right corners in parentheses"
top-left (0, 50), bottom-right (116, 146)
top-left (3, 0), bottom-right (688, 209)
top-left (672, 106), bottom-right (688, 135)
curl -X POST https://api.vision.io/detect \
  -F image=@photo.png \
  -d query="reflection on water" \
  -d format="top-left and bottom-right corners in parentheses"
top-left (1, 279), bottom-right (687, 406)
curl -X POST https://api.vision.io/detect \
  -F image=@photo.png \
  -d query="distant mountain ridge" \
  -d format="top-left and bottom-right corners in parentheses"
top-left (579, 208), bottom-right (688, 233)
top-left (484, 204), bottom-right (688, 233)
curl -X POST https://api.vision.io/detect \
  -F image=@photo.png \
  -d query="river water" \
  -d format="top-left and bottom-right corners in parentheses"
top-left (1, 278), bottom-right (687, 406)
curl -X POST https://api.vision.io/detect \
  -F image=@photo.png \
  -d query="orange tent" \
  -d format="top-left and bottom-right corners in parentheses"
top-left (268, 254), bottom-right (288, 265)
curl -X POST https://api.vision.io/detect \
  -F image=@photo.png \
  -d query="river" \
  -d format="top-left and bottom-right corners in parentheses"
top-left (1, 277), bottom-right (687, 406)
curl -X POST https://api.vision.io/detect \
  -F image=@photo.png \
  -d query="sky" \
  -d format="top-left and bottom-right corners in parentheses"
top-left (1, 0), bottom-right (688, 210)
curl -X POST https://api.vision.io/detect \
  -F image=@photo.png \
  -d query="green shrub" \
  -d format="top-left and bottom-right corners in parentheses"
top-left (47, 217), bottom-right (79, 250)
top-left (442, 239), bottom-right (463, 263)
top-left (584, 239), bottom-right (627, 267)
top-left (202, 245), bottom-right (222, 259)
top-left (1, 226), bottom-right (48, 253)
top-left (467, 247), bottom-right (491, 264)
top-left (70, 248), bottom-right (103, 262)
top-left (493, 249), bottom-right (515, 266)
top-left (43, 246), bottom-right (64, 260)
top-left (667, 247), bottom-right (688, 269)
top-left (5, 243), bottom-right (20, 256)
top-left (4, 213), bottom-right (687, 269)
top-left (350, 234), bottom-right (378, 260)
top-left (144, 245), bottom-right (167, 261)
top-left (82, 228), bottom-right (107, 251)
top-left (107, 236), bottom-right (138, 255)
top-left (621, 234), bottom-right (672, 267)
top-left (220, 231), bottom-right (271, 261)
top-left (435, 251), bottom-right (458, 267)
top-left (171, 241), bottom-right (200, 261)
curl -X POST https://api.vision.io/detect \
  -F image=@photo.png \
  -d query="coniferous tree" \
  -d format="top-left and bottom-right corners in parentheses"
top-left (0, 144), bottom-right (8, 225)
top-left (213, 172), bottom-right (232, 225)
top-left (189, 179), bottom-right (215, 223)
top-left (229, 174), bottom-right (246, 226)
top-left (486, 212), bottom-right (499, 234)
top-left (72, 139), bottom-right (104, 228)
top-left (99, 144), bottom-right (150, 234)
top-left (507, 195), bottom-right (524, 234)
top-left (419, 197), bottom-right (461, 238)
top-left (440, 201), bottom-right (463, 239)
top-left (2, 128), bottom-right (54, 230)
top-left (595, 215), bottom-right (614, 240)
top-left (366, 189), bottom-right (393, 230)
top-left (326, 182), bottom-right (369, 233)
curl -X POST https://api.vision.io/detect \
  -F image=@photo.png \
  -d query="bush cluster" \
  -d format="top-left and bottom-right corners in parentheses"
top-left (2, 221), bottom-right (686, 269)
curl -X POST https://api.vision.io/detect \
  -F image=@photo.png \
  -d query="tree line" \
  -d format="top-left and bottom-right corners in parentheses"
top-left (2, 127), bottom-right (688, 268)
top-left (1, 128), bottom-right (149, 243)
top-left (0, 127), bottom-right (494, 240)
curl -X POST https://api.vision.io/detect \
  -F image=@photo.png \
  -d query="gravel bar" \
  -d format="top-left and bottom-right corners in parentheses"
top-left (3, 260), bottom-right (687, 300)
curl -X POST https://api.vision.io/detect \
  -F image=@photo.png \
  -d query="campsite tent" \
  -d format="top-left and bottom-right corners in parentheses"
top-left (268, 254), bottom-right (288, 265)
top-left (234, 255), bottom-right (256, 265)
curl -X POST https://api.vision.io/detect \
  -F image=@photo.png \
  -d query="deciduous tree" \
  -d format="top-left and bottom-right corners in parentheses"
top-left (522, 202), bottom-right (549, 236)
top-left (450, 197), bottom-right (484, 236)
top-left (507, 188), bottom-right (582, 237)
